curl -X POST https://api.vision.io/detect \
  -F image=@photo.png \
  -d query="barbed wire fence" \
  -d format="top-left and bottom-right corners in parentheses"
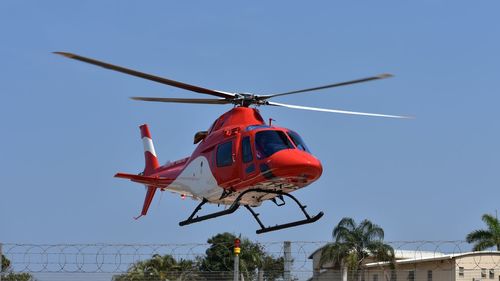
top-left (0, 241), bottom-right (498, 281)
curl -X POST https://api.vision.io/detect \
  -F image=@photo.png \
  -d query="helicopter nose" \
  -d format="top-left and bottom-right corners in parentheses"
top-left (266, 149), bottom-right (323, 183)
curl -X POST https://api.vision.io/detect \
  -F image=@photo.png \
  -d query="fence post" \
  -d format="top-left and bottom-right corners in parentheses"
top-left (234, 238), bottom-right (241, 281)
top-left (0, 242), bottom-right (3, 281)
top-left (234, 254), bottom-right (239, 281)
top-left (284, 241), bottom-right (291, 281)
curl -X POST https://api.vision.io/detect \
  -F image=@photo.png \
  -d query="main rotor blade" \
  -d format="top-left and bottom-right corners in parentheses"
top-left (261, 74), bottom-right (393, 99)
top-left (54, 52), bottom-right (235, 99)
top-left (131, 97), bottom-right (232, 105)
top-left (267, 101), bottom-right (411, 119)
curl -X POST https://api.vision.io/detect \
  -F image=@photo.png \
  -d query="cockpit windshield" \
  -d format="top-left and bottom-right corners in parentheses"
top-left (287, 131), bottom-right (310, 153)
top-left (255, 130), bottom-right (294, 159)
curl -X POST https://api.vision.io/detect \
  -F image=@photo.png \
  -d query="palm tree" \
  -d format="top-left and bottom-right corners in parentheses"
top-left (466, 213), bottom-right (500, 251)
top-left (114, 254), bottom-right (201, 281)
top-left (320, 217), bottom-right (395, 281)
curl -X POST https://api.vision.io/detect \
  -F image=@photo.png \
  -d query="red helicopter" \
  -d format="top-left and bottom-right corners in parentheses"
top-left (55, 52), bottom-right (408, 234)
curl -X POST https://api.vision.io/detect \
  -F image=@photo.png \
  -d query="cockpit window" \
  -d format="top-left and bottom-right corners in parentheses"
top-left (255, 130), bottom-right (294, 159)
top-left (287, 131), bottom-right (310, 153)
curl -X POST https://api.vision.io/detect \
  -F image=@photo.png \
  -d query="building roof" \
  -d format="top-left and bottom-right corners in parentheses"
top-left (364, 251), bottom-right (500, 268)
top-left (308, 245), bottom-right (445, 260)
top-left (308, 243), bottom-right (500, 268)
top-left (308, 245), bottom-right (326, 259)
top-left (393, 249), bottom-right (446, 260)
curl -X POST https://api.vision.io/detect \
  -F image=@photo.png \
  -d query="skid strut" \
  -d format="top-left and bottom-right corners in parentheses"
top-left (179, 198), bottom-right (240, 226)
top-left (178, 188), bottom-right (323, 234)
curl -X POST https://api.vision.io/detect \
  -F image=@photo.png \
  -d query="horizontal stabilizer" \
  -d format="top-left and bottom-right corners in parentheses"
top-left (114, 173), bottom-right (174, 188)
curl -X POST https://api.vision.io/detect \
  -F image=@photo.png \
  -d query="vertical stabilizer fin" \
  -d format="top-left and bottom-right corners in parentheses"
top-left (134, 185), bottom-right (157, 219)
top-left (136, 124), bottom-right (160, 219)
top-left (140, 124), bottom-right (160, 176)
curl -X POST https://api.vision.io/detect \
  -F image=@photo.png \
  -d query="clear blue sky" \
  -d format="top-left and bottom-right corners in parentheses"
top-left (0, 1), bottom-right (498, 245)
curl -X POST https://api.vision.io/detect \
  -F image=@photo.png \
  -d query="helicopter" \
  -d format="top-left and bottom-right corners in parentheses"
top-left (55, 52), bottom-right (409, 234)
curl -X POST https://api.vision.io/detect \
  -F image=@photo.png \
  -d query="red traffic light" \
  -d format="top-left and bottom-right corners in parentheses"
top-left (234, 238), bottom-right (240, 248)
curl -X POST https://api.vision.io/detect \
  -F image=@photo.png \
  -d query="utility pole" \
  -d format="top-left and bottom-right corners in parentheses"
top-left (234, 238), bottom-right (241, 281)
top-left (284, 241), bottom-right (292, 281)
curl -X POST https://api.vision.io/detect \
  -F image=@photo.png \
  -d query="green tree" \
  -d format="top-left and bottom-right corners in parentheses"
top-left (113, 254), bottom-right (201, 281)
top-left (1, 254), bottom-right (35, 281)
top-left (113, 233), bottom-right (284, 281)
top-left (199, 232), bottom-right (284, 281)
top-left (1, 254), bottom-right (10, 271)
top-left (466, 213), bottom-right (500, 251)
top-left (320, 217), bottom-right (395, 281)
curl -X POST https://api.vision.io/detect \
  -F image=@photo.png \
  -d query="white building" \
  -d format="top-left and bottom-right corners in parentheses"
top-left (308, 247), bottom-right (500, 281)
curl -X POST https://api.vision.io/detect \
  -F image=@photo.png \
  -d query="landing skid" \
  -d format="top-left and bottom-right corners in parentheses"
top-left (178, 188), bottom-right (324, 234)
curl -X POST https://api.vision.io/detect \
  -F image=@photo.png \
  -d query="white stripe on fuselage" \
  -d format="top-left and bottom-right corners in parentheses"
top-left (142, 137), bottom-right (157, 157)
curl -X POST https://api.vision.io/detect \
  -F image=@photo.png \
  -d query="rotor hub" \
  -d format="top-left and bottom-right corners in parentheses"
top-left (233, 93), bottom-right (266, 107)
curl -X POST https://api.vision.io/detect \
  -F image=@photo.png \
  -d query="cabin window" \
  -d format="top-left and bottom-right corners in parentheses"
top-left (483, 269), bottom-right (487, 278)
top-left (489, 269), bottom-right (494, 279)
top-left (287, 130), bottom-right (310, 152)
top-left (216, 141), bottom-right (233, 167)
top-left (408, 270), bottom-right (415, 281)
top-left (241, 136), bottom-right (253, 163)
top-left (428, 270), bottom-right (433, 281)
top-left (459, 267), bottom-right (464, 277)
top-left (255, 130), bottom-right (293, 159)
top-left (391, 272), bottom-right (397, 281)
top-left (373, 274), bottom-right (378, 281)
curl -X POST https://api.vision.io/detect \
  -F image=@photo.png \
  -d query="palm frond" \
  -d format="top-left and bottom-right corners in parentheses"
top-left (334, 227), bottom-right (357, 244)
top-left (345, 252), bottom-right (360, 270)
top-left (319, 242), bottom-right (350, 267)
top-left (360, 220), bottom-right (385, 241)
top-left (366, 241), bottom-right (395, 263)
top-left (467, 213), bottom-right (500, 251)
top-left (471, 239), bottom-right (496, 251)
top-left (482, 214), bottom-right (500, 232)
top-left (333, 218), bottom-right (356, 238)
top-left (466, 230), bottom-right (493, 243)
